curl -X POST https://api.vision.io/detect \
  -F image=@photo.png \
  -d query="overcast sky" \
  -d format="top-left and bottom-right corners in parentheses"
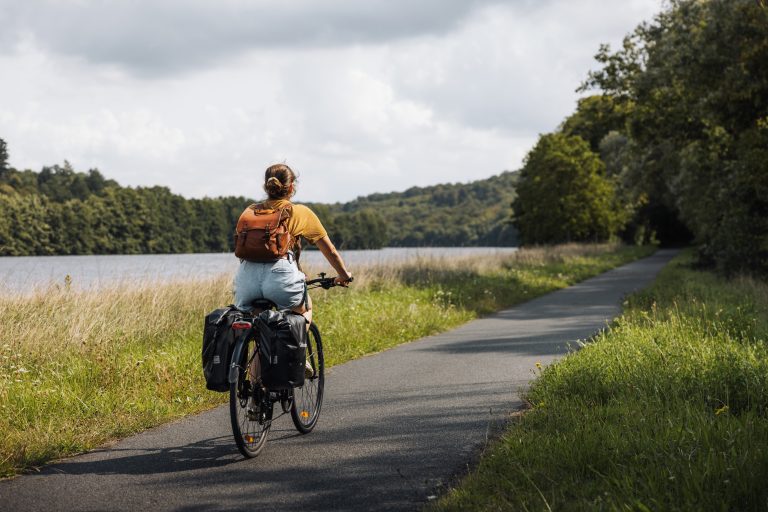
top-left (0, 0), bottom-right (661, 203)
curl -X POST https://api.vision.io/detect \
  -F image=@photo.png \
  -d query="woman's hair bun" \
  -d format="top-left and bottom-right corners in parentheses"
top-left (265, 176), bottom-right (284, 196)
top-left (264, 164), bottom-right (297, 199)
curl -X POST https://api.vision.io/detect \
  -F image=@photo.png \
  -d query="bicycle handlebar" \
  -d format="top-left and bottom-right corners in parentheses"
top-left (305, 273), bottom-right (354, 289)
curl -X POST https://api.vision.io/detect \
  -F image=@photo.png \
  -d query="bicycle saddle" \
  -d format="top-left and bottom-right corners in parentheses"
top-left (250, 298), bottom-right (277, 310)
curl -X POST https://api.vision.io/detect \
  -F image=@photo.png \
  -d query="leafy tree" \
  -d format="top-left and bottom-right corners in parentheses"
top-left (561, 95), bottom-right (631, 152)
top-left (512, 133), bottom-right (626, 244)
top-left (584, 0), bottom-right (768, 274)
top-left (341, 209), bottom-right (389, 249)
top-left (1, 168), bottom-right (38, 195)
top-left (47, 199), bottom-right (99, 255)
top-left (0, 193), bottom-right (16, 254)
top-left (191, 197), bottom-right (231, 252)
top-left (84, 169), bottom-right (117, 195)
top-left (38, 162), bottom-right (96, 202)
top-left (0, 192), bottom-right (54, 255)
top-left (0, 138), bottom-right (8, 178)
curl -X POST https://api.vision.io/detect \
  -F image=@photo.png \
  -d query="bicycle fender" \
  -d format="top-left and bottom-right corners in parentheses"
top-left (229, 338), bottom-right (246, 384)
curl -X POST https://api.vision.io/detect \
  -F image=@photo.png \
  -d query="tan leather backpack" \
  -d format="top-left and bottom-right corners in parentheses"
top-left (234, 203), bottom-right (294, 262)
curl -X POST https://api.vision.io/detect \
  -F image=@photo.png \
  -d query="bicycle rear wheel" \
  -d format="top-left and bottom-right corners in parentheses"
top-left (291, 323), bottom-right (324, 433)
top-left (230, 335), bottom-right (270, 457)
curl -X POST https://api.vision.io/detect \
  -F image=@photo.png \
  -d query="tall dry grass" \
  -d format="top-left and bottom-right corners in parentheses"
top-left (0, 243), bottom-right (652, 476)
top-left (1, 276), bottom-right (232, 359)
top-left (1, 243), bottom-right (622, 353)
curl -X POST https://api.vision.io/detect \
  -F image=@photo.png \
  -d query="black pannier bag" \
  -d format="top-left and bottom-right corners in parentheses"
top-left (202, 306), bottom-right (237, 392)
top-left (256, 310), bottom-right (308, 390)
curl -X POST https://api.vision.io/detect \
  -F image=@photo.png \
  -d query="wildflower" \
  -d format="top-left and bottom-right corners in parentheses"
top-left (535, 362), bottom-right (542, 369)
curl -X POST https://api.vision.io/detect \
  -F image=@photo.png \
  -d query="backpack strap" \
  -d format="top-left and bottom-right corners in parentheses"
top-left (276, 204), bottom-right (291, 224)
top-left (278, 203), bottom-right (293, 222)
top-left (269, 203), bottom-right (293, 253)
top-left (293, 236), bottom-right (303, 272)
top-left (248, 202), bottom-right (293, 218)
top-left (248, 202), bottom-right (271, 214)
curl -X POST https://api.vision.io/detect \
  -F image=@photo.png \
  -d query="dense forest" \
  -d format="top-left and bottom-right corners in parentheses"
top-left (307, 171), bottom-right (518, 249)
top-left (512, 0), bottom-right (767, 275)
top-left (0, 140), bottom-right (517, 256)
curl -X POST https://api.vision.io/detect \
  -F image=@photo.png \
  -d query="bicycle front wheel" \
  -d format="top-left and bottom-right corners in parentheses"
top-left (291, 323), bottom-right (324, 434)
top-left (230, 335), bottom-right (270, 457)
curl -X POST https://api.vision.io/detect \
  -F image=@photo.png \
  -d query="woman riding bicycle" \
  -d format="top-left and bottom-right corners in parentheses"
top-left (233, 163), bottom-right (353, 322)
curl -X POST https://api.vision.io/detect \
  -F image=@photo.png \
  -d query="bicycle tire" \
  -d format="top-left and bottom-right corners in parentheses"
top-left (291, 323), bottom-right (324, 434)
top-left (229, 335), bottom-right (270, 458)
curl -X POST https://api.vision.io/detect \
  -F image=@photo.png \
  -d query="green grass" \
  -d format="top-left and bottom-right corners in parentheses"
top-left (0, 243), bottom-right (654, 477)
top-left (435, 251), bottom-right (768, 511)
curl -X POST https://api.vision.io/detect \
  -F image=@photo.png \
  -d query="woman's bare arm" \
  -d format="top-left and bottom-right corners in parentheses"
top-left (314, 236), bottom-right (352, 285)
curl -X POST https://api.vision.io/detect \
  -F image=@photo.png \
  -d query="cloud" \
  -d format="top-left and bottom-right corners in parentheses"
top-left (388, 0), bottom-right (663, 133)
top-left (0, 0), bottom-right (662, 203)
top-left (1, 0), bottom-right (505, 76)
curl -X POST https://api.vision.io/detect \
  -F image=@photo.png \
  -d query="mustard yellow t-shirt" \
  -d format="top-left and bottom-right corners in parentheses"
top-left (263, 199), bottom-right (328, 244)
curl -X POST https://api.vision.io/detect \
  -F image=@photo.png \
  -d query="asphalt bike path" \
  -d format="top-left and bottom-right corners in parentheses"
top-left (0, 250), bottom-right (677, 511)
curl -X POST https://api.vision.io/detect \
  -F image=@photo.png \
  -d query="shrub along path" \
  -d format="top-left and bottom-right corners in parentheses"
top-left (0, 250), bottom-right (675, 511)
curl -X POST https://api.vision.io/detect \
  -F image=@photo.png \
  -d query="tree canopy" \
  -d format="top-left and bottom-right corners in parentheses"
top-left (313, 170), bottom-right (518, 248)
top-left (513, 0), bottom-right (766, 275)
top-left (0, 138), bottom-right (519, 256)
top-left (583, 0), bottom-right (768, 274)
top-left (512, 133), bottom-right (625, 244)
top-left (0, 139), bottom-right (8, 175)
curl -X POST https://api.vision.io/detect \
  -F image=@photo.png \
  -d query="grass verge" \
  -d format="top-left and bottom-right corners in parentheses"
top-left (0, 243), bottom-right (654, 477)
top-left (434, 251), bottom-right (768, 511)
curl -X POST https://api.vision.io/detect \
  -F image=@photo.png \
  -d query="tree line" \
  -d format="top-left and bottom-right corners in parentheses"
top-left (0, 161), bottom-right (246, 255)
top-left (0, 142), bottom-right (518, 256)
top-left (512, 0), bottom-right (767, 276)
top-left (309, 170), bottom-right (518, 249)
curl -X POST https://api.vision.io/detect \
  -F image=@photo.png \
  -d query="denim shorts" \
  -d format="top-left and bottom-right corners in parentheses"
top-left (233, 257), bottom-right (306, 311)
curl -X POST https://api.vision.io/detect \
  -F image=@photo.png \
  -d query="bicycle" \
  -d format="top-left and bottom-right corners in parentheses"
top-left (228, 273), bottom-right (350, 458)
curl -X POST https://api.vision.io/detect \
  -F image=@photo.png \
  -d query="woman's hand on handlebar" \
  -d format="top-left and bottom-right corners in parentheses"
top-left (316, 236), bottom-right (352, 287)
top-left (334, 272), bottom-right (353, 287)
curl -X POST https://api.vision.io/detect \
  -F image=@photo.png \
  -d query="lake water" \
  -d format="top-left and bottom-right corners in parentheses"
top-left (0, 247), bottom-right (518, 295)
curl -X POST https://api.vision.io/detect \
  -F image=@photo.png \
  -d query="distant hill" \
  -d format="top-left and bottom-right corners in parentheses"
top-left (309, 171), bottom-right (519, 248)
top-left (0, 149), bottom-right (518, 255)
